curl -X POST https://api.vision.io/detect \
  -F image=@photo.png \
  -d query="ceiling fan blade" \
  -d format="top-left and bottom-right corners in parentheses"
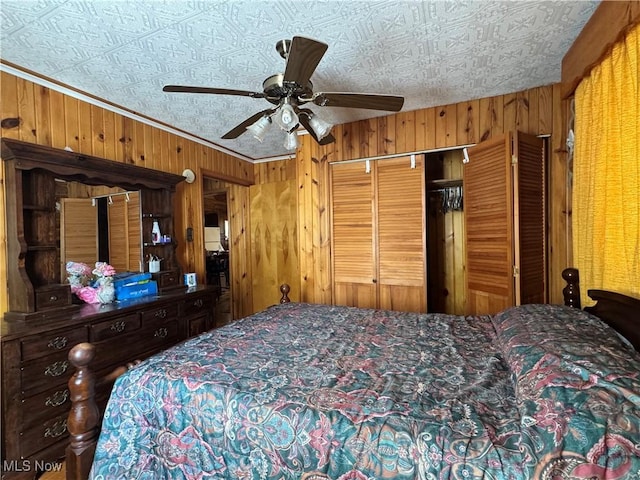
top-left (163, 85), bottom-right (265, 98)
top-left (221, 109), bottom-right (274, 139)
top-left (283, 36), bottom-right (328, 87)
top-left (297, 110), bottom-right (336, 146)
top-left (313, 92), bottom-right (404, 112)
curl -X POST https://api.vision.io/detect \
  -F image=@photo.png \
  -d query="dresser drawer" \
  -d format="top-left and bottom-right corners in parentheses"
top-left (182, 294), bottom-right (213, 317)
top-left (90, 313), bottom-right (141, 342)
top-left (21, 350), bottom-right (73, 397)
top-left (20, 412), bottom-right (68, 458)
top-left (140, 318), bottom-right (181, 352)
top-left (92, 318), bottom-right (180, 370)
top-left (22, 384), bottom-right (71, 430)
top-left (140, 303), bottom-right (178, 326)
top-left (21, 326), bottom-right (88, 361)
top-left (35, 285), bottom-right (71, 311)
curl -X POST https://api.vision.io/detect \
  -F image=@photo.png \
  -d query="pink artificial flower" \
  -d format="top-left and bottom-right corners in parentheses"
top-left (93, 262), bottom-right (116, 277)
top-left (66, 261), bottom-right (92, 277)
top-left (76, 286), bottom-right (100, 304)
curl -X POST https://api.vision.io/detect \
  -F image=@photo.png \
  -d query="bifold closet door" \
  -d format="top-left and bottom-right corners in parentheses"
top-left (108, 192), bottom-right (142, 272)
top-left (330, 156), bottom-right (426, 312)
top-left (60, 198), bottom-right (98, 278)
top-left (331, 162), bottom-right (377, 308)
top-left (464, 131), bottom-right (544, 315)
top-left (376, 156), bottom-right (426, 312)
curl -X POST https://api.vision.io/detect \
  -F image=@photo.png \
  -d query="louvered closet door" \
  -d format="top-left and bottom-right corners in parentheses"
top-left (127, 192), bottom-right (142, 271)
top-left (464, 131), bottom-right (545, 314)
top-left (108, 193), bottom-right (142, 272)
top-left (514, 132), bottom-right (545, 305)
top-left (464, 133), bottom-right (515, 314)
top-left (60, 198), bottom-right (98, 278)
top-left (377, 157), bottom-right (426, 312)
top-left (331, 162), bottom-right (376, 308)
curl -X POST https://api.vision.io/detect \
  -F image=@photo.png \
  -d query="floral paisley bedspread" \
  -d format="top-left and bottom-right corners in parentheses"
top-left (90, 303), bottom-right (640, 479)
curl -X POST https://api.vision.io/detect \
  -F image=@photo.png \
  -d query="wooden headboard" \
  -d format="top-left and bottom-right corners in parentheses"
top-left (562, 268), bottom-right (640, 350)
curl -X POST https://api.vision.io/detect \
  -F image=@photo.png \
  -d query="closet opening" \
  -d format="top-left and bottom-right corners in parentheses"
top-left (425, 148), bottom-right (466, 315)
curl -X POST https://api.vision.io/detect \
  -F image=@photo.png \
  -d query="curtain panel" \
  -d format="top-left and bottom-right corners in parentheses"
top-left (574, 23), bottom-right (639, 303)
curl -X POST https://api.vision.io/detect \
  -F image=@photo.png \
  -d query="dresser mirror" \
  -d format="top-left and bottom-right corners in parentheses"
top-left (57, 180), bottom-right (143, 279)
top-left (2, 138), bottom-right (184, 317)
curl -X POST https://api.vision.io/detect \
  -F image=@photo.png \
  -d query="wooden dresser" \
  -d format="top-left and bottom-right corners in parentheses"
top-left (1, 286), bottom-right (216, 479)
top-left (0, 139), bottom-right (217, 479)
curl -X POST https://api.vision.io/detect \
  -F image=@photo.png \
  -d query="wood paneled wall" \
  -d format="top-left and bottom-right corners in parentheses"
top-left (294, 84), bottom-right (571, 306)
top-left (0, 68), bottom-right (570, 317)
top-left (0, 70), bottom-right (254, 315)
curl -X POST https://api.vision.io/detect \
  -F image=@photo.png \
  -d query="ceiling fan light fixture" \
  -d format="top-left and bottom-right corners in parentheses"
top-left (246, 114), bottom-right (271, 142)
top-left (275, 101), bottom-right (299, 131)
top-left (308, 114), bottom-right (333, 140)
top-left (283, 131), bottom-right (299, 151)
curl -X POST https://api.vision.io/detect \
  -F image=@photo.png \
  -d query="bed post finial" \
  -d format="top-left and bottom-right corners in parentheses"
top-left (280, 284), bottom-right (291, 304)
top-left (562, 267), bottom-right (581, 309)
top-left (66, 342), bottom-right (100, 480)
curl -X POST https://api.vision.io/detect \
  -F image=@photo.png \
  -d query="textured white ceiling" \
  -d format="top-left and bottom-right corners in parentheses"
top-left (1, 0), bottom-right (599, 161)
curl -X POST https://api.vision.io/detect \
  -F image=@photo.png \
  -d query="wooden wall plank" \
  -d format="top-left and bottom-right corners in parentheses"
top-left (515, 90), bottom-right (529, 133)
top-left (34, 85), bottom-right (51, 146)
top-left (17, 78), bottom-right (37, 144)
top-left (456, 100), bottom-right (480, 145)
top-left (78, 99), bottom-right (92, 154)
top-left (537, 86), bottom-right (553, 136)
top-left (90, 104), bottom-right (105, 158)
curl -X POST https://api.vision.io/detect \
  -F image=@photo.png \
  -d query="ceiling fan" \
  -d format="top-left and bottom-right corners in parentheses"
top-left (163, 36), bottom-right (405, 149)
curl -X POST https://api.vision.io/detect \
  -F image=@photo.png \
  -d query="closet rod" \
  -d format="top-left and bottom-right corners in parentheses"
top-left (328, 144), bottom-right (475, 165)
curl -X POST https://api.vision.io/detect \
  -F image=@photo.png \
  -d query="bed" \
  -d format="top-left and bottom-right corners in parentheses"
top-left (65, 269), bottom-right (640, 479)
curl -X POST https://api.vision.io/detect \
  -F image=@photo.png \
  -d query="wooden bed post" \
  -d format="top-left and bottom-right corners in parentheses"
top-left (562, 268), bottom-right (581, 309)
top-left (280, 284), bottom-right (291, 303)
top-left (66, 343), bottom-right (100, 480)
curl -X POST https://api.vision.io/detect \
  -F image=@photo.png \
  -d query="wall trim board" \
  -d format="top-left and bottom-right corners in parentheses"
top-left (561, 1), bottom-right (640, 98)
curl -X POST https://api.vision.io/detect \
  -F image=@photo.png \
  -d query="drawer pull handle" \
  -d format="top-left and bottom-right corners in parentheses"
top-left (44, 361), bottom-right (69, 377)
top-left (44, 419), bottom-right (67, 438)
top-left (47, 336), bottom-right (68, 350)
top-left (49, 295), bottom-right (58, 301)
top-left (194, 299), bottom-right (203, 308)
top-left (110, 321), bottom-right (126, 333)
top-left (155, 309), bottom-right (167, 319)
top-left (45, 389), bottom-right (69, 407)
top-left (154, 328), bottom-right (168, 338)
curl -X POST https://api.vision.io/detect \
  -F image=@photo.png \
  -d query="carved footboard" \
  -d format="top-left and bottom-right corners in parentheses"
top-left (65, 284), bottom-right (291, 480)
top-left (66, 344), bottom-right (139, 480)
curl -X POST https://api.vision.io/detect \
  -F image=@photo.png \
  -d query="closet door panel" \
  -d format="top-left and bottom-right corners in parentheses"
top-left (464, 133), bottom-right (514, 314)
top-left (379, 285), bottom-right (425, 313)
top-left (377, 157), bottom-right (426, 312)
top-left (515, 132), bottom-right (545, 305)
top-left (126, 192), bottom-right (142, 272)
top-left (60, 198), bottom-right (98, 277)
top-left (331, 162), bottom-right (376, 308)
top-left (108, 195), bottom-right (129, 272)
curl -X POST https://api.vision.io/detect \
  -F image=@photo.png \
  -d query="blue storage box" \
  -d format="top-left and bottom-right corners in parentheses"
top-left (115, 280), bottom-right (158, 301)
top-left (113, 272), bottom-right (152, 289)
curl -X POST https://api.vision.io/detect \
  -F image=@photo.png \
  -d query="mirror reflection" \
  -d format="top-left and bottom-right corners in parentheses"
top-left (57, 180), bottom-right (142, 277)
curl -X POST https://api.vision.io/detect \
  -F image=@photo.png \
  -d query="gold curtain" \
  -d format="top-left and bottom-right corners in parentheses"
top-left (574, 24), bottom-right (639, 303)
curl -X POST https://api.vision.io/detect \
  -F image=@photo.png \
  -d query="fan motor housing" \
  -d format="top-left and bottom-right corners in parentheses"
top-left (262, 74), bottom-right (313, 104)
